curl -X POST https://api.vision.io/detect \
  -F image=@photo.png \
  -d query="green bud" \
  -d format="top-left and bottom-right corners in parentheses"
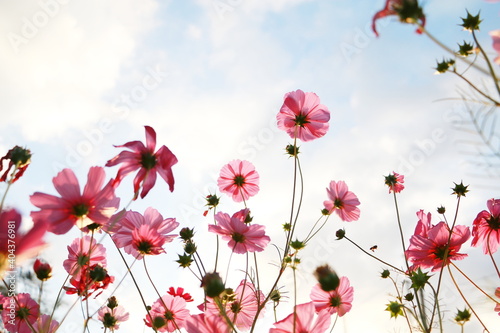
top-left (460, 11), bottom-right (482, 31)
top-left (314, 264), bottom-right (340, 292)
top-left (201, 272), bottom-right (225, 298)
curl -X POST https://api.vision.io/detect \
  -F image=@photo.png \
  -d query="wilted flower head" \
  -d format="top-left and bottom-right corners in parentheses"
top-left (372, 0), bottom-right (426, 37)
top-left (33, 258), bottom-right (52, 281)
top-left (0, 146), bottom-right (31, 183)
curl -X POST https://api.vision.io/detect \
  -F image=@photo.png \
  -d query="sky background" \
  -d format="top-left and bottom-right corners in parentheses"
top-left (1, 0), bottom-right (499, 332)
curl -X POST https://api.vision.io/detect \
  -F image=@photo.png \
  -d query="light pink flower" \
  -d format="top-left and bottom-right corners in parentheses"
top-left (310, 276), bottom-right (354, 317)
top-left (106, 125), bottom-right (178, 199)
top-left (406, 210), bottom-right (471, 271)
top-left (112, 207), bottom-right (179, 260)
top-left (372, 0), bottom-right (426, 37)
top-left (144, 293), bottom-right (190, 332)
top-left (384, 171), bottom-right (405, 193)
top-left (98, 304), bottom-right (129, 331)
top-left (185, 313), bottom-right (230, 333)
top-left (1, 293), bottom-right (40, 333)
top-left (30, 166), bottom-right (119, 234)
top-left (208, 210), bottom-right (270, 254)
top-left (63, 236), bottom-right (107, 276)
top-left (277, 89), bottom-right (330, 142)
top-left (218, 160), bottom-right (259, 203)
top-left (323, 181), bottom-right (360, 222)
top-left (490, 30), bottom-right (500, 65)
top-left (0, 208), bottom-right (47, 275)
top-left (33, 314), bottom-right (59, 333)
top-left (472, 198), bottom-right (500, 254)
top-left (205, 280), bottom-right (265, 330)
top-left (270, 302), bottom-right (331, 333)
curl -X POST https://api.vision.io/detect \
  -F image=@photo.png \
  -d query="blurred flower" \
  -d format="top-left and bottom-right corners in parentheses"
top-left (310, 276), bottom-right (354, 317)
top-left (277, 89), bottom-right (330, 142)
top-left (106, 125), bottom-right (178, 199)
top-left (64, 264), bottom-right (114, 300)
top-left (33, 258), bottom-right (52, 281)
top-left (144, 293), bottom-right (190, 332)
top-left (217, 160), bottom-right (259, 203)
top-left (98, 302), bottom-right (129, 331)
top-left (405, 210), bottom-right (470, 271)
top-left (33, 314), bottom-right (59, 333)
top-left (0, 146), bottom-right (31, 183)
top-left (30, 166), bottom-right (119, 234)
top-left (201, 272), bottom-right (225, 298)
top-left (209, 210), bottom-right (270, 254)
top-left (0, 208), bottom-right (47, 276)
top-left (63, 236), bottom-right (107, 276)
top-left (185, 313), bottom-right (230, 333)
top-left (314, 264), bottom-right (339, 291)
top-left (472, 198), bottom-right (500, 254)
top-left (112, 207), bottom-right (179, 260)
top-left (489, 30), bottom-right (500, 65)
top-left (495, 287), bottom-right (500, 315)
top-left (1, 293), bottom-right (40, 333)
top-left (384, 172), bottom-right (405, 193)
top-left (323, 180), bottom-right (360, 222)
top-left (270, 302), bottom-right (331, 333)
top-left (372, 0), bottom-right (426, 37)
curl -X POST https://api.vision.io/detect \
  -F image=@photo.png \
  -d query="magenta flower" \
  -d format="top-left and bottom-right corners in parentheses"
top-left (112, 207), bottom-right (179, 259)
top-left (167, 287), bottom-right (194, 302)
top-left (144, 293), bottom-right (190, 332)
top-left (406, 210), bottom-right (470, 271)
top-left (1, 293), bottom-right (40, 333)
top-left (471, 198), bottom-right (500, 254)
top-left (30, 166), bottom-right (119, 234)
top-left (98, 304), bottom-right (129, 331)
top-left (384, 171), bottom-right (405, 193)
top-left (323, 180), bottom-right (360, 222)
top-left (106, 125), bottom-right (178, 199)
top-left (205, 280), bottom-right (265, 330)
top-left (0, 208), bottom-right (47, 275)
top-left (277, 89), bottom-right (330, 142)
top-left (185, 313), bottom-right (230, 333)
top-left (208, 210), bottom-right (270, 254)
top-left (33, 314), bottom-right (59, 333)
top-left (372, 0), bottom-right (426, 37)
top-left (490, 30), bottom-right (500, 65)
top-left (218, 160), bottom-right (259, 203)
top-left (63, 236), bottom-right (107, 276)
top-left (310, 276), bottom-right (354, 317)
top-left (270, 302), bottom-right (331, 333)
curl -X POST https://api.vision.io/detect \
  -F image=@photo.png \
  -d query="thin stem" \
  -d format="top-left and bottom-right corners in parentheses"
top-left (292, 268), bottom-right (297, 333)
top-left (486, 230), bottom-right (500, 278)
top-left (450, 262), bottom-right (498, 303)
top-left (392, 192), bottom-right (409, 271)
top-left (472, 30), bottom-right (500, 98)
top-left (451, 70), bottom-right (500, 106)
top-left (388, 276), bottom-right (414, 332)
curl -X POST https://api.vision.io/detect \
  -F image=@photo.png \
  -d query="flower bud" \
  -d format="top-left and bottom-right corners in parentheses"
top-left (201, 272), bottom-right (225, 298)
top-left (314, 264), bottom-right (340, 292)
top-left (33, 259), bottom-right (52, 281)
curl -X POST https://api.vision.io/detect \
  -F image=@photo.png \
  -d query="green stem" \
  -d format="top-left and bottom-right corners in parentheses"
top-left (472, 30), bottom-right (500, 98)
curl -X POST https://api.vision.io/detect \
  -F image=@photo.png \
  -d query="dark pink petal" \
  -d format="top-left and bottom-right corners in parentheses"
top-left (144, 125), bottom-right (157, 152)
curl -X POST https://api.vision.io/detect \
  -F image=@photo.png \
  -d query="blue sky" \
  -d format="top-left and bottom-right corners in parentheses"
top-left (1, 0), bottom-right (499, 332)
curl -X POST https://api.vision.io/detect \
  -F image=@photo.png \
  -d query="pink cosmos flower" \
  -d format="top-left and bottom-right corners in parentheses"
top-left (144, 293), bottom-right (190, 332)
top-left (384, 171), bottom-right (405, 193)
top-left (372, 0), bottom-right (426, 37)
top-left (205, 280), bottom-right (265, 330)
top-left (106, 125), bottom-right (178, 199)
top-left (490, 30), bottom-right (500, 65)
top-left (310, 276), bottom-right (354, 317)
top-left (64, 264), bottom-right (114, 300)
top-left (218, 160), bottom-right (259, 202)
top-left (0, 208), bottom-right (47, 275)
top-left (30, 166), bottom-right (119, 234)
top-left (167, 287), bottom-right (194, 302)
top-left (323, 181), bottom-right (360, 222)
top-left (185, 313), bottom-right (230, 333)
top-left (471, 198), bottom-right (500, 254)
top-left (112, 207), bottom-right (179, 260)
top-left (277, 89), bottom-right (330, 142)
top-left (33, 314), bottom-right (59, 333)
top-left (98, 304), bottom-right (130, 331)
top-left (208, 210), bottom-right (270, 254)
top-left (63, 236), bottom-right (107, 276)
top-left (270, 302), bottom-right (331, 333)
top-left (406, 210), bottom-right (471, 271)
top-left (1, 293), bottom-right (40, 333)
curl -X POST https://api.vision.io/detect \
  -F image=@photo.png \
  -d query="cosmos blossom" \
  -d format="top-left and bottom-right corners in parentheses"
top-left (63, 264), bottom-right (114, 300)
top-left (98, 304), bottom-right (130, 331)
top-left (310, 276), bottom-right (354, 317)
top-left (276, 89), bottom-right (330, 142)
top-left (144, 293), bottom-right (190, 332)
top-left (63, 236), bottom-right (107, 276)
top-left (490, 30), bottom-right (500, 65)
top-left (30, 166), bottom-right (119, 234)
top-left (112, 207), bottom-right (179, 260)
top-left (1, 293), bottom-right (40, 333)
top-left (372, 0), bottom-right (426, 37)
top-left (405, 210), bottom-right (470, 271)
top-left (185, 313), bottom-right (230, 333)
top-left (270, 302), bottom-right (331, 333)
top-left (384, 171), bottom-right (405, 193)
top-left (33, 314), bottom-right (59, 333)
top-left (323, 180), bottom-right (360, 222)
top-left (106, 125), bottom-right (178, 199)
top-left (208, 210), bottom-right (270, 254)
top-left (471, 198), bottom-right (500, 254)
top-left (217, 160), bottom-right (259, 203)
